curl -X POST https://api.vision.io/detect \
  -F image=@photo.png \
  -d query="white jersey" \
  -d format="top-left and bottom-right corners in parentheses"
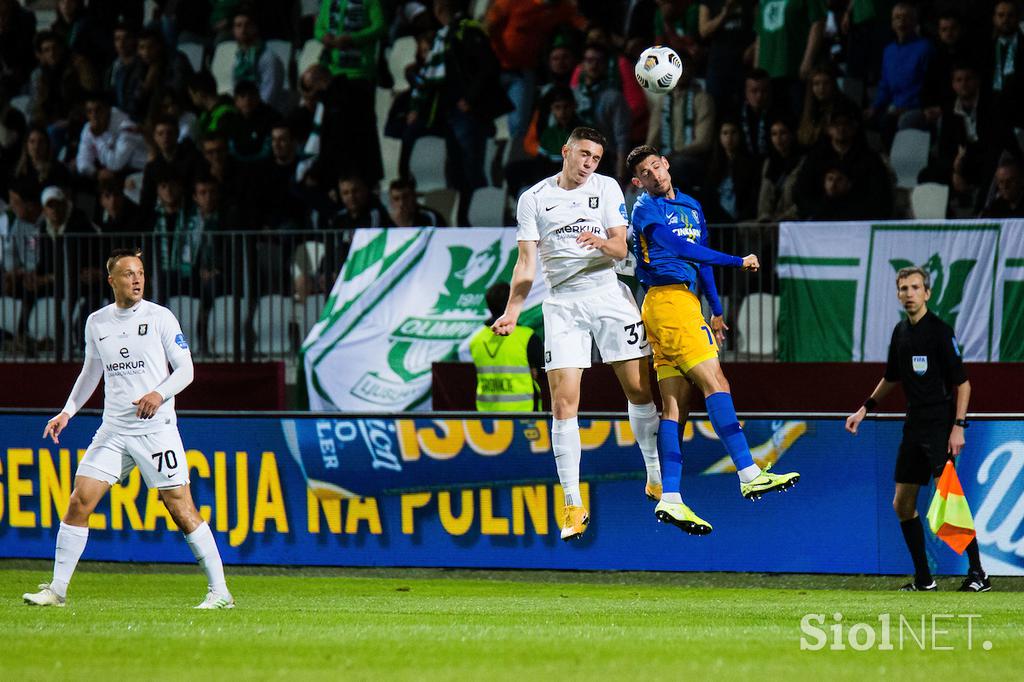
top-left (83, 300), bottom-right (191, 434)
top-left (516, 172), bottom-right (628, 296)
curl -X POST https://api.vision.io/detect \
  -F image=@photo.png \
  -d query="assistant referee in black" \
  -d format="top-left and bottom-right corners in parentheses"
top-left (845, 266), bottom-right (989, 592)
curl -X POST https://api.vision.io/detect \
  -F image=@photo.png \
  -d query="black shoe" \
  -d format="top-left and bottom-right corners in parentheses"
top-left (899, 579), bottom-right (937, 591)
top-left (957, 571), bottom-right (992, 592)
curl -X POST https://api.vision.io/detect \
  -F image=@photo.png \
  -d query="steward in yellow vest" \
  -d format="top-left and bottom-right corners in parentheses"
top-left (468, 283), bottom-right (543, 411)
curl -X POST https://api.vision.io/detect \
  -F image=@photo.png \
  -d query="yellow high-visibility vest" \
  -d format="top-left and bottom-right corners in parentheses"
top-left (468, 325), bottom-right (539, 412)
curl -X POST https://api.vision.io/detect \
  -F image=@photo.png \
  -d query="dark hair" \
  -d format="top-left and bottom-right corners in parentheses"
top-left (567, 126), bottom-right (606, 150)
top-left (34, 30), bottom-right (61, 51)
top-left (201, 130), bottom-right (229, 147)
top-left (233, 79), bottom-right (259, 98)
top-left (583, 42), bottom-right (609, 59)
top-left (107, 247), bottom-right (143, 274)
top-left (547, 85), bottom-right (576, 105)
top-left (152, 114), bottom-right (179, 131)
top-left (194, 172), bottom-right (219, 189)
top-left (154, 166), bottom-right (182, 187)
top-left (389, 177), bottom-right (417, 193)
top-left (188, 70), bottom-right (218, 96)
top-left (485, 282), bottom-right (510, 318)
top-left (950, 61), bottom-right (978, 75)
top-left (8, 178), bottom-right (41, 204)
top-left (98, 176), bottom-right (123, 196)
top-left (113, 21), bottom-right (136, 35)
top-left (233, 2), bottom-right (257, 20)
top-left (827, 100), bottom-right (861, 126)
top-left (746, 67), bottom-right (771, 82)
top-left (626, 144), bottom-right (659, 174)
top-left (84, 90), bottom-right (112, 106)
top-left (137, 27), bottom-right (164, 45)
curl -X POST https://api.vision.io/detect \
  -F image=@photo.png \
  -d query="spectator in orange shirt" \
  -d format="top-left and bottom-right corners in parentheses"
top-left (486, 0), bottom-right (586, 149)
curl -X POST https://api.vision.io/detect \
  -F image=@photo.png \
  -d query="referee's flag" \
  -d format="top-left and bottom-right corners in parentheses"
top-left (926, 461), bottom-right (976, 554)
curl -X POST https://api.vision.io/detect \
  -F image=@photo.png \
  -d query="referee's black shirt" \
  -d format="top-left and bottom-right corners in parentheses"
top-left (884, 310), bottom-right (968, 420)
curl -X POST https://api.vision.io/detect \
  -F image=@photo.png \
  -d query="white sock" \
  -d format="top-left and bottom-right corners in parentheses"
top-left (661, 492), bottom-right (683, 504)
top-left (738, 463), bottom-right (761, 484)
top-left (552, 416), bottom-right (582, 506)
top-left (51, 522), bottom-right (89, 599)
top-left (627, 401), bottom-right (661, 485)
top-left (185, 522), bottom-right (229, 595)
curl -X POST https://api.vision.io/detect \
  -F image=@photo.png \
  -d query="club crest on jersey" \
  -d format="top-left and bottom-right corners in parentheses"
top-left (138, 324), bottom-right (148, 335)
top-left (912, 355), bottom-right (928, 375)
top-left (589, 196), bottom-right (599, 209)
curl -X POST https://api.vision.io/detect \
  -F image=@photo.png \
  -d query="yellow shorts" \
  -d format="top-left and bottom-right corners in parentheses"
top-left (641, 284), bottom-right (718, 380)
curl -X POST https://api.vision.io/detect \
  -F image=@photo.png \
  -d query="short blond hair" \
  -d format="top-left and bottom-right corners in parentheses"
top-left (106, 248), bottom-right (143, 275)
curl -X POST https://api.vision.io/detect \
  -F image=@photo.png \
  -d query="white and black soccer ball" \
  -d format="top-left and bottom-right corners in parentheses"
top-left (634, 46), bottom-right (683, 95)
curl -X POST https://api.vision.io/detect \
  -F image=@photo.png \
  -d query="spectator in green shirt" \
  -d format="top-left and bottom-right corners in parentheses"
top-left (314, 0), bottom-right (385, 82)
top-left (754, 0), bottom-right (826, 116)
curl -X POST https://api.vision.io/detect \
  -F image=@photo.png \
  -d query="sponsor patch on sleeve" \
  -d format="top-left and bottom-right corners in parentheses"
top-left (175, 333), bottom-right (189, 350)
top-left (619, 202), bottom-right (627, 221)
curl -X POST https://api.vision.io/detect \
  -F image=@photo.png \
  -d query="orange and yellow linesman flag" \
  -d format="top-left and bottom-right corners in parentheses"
top-left (926, 460), bottom-right (976, 554)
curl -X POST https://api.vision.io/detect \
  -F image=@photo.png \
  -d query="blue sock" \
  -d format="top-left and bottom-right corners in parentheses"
top-left (657, 419), bottom-right (682, 494)
top-left (706, 392), bottom-right (755, 471)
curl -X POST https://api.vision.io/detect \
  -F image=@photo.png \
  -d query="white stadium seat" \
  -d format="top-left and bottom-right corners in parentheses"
top-left (27, 297), bottom-right (57, 343)
top-left (408, 136), bottom-right (447, 192)
top-left (736, 293), bottom-right (778, 356)
top-left (298, 39), bottom-right (323, 76)
top-left (0, 297), bottom-right (22, 338)
top-left (890, 129), bottom-right (930, 189)
top-left (211, 41), bottom-right (240, 95)
top-left (911, 183), bottom-right (949, 219)
top-left (387, 35), bottom-right (417, 92)
top-left (178, 42), bottom-right (204, 72)
top-left (167, 296), bottom-right (203, 353)
top-left (253, 294), bottom-right (294, 355)
top-left (207, 296), bottom-right (242, 357)
top-left (467, 187), bottom-right (507, 227)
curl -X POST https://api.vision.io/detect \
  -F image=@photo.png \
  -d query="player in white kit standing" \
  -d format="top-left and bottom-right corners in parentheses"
top-left (492, 127), bottom-right (663, 541)
top-left (23, 249), bottom-right (234, 609)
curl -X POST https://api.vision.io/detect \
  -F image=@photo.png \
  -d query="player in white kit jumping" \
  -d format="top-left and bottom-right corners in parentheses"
top-left (492, 127), bottom-right (663, 541)
top-left (23, 249), bottom-right (234, 609)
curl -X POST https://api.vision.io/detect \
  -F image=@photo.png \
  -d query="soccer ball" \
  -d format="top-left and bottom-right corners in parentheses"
top-left (634, 46), bottom-right (683, 95)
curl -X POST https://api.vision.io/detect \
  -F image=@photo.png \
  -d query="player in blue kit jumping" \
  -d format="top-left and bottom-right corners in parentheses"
top-left (626, 145), bottom-right (800, 535)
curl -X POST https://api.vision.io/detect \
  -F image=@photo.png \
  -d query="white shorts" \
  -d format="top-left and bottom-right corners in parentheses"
top-left (543, 280), bottom-right (651, 370)
top-left (77, 427), bottom-right (190, 490)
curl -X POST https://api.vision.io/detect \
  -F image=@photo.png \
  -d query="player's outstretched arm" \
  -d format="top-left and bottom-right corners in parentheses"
top-left (492, 240), bottom-right (537, 336)
top-left (645, 222), bottom-right (745, 267)
top-left (845, 378), bottom-right (896, 434)
top-left (45, 353), bottom-right (104, 443)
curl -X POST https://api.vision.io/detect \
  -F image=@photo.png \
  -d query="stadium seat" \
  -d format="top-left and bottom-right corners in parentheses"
top-left (408, 136), bottom-right (447, 192)
top-left (292, 240), bottom-right (326, 283)
top-left (493, 114), bottom-right (510, 142)
top-left (167, 296), bottom-right (203, 353)
top-left (911, 183), bottom-right (949, 219)
top-left (470, 0), bottom-right (491, 20)
top-left (421, 189), bottom-right (457, 225)
top-left (297, 294), bottom-right (327, 341)
top-left (736, 293), bottom-right (778, 356)
top-left (890, 129), bottom-right (930, 189)
top-left (300, 0), bottom-right (320, 17)
top-left (207, 296), bottom-right (243, 357)
top-left (298, 39), bottom-right (323, 76)
top-left (0, 297), bottom-right (22, 339)
top-left (375, 87), bottom-right (392, 134)
top-left (253, 294), bottom-right (294, 355)
top-left (836, 76), bottom-right (865, 106)
top-left (26, 297), bottom-right (57, 343)
top-left (467, 187), bottom-right (506, 226)
top-left (211, 41), bottom-right (239, 95)
top-left (9, 94), bottom-right (30, 118)
top-left (178, 42), bottom-right (204, 72)
top-left (388, 36), bottom-right (417, 92)
top-left (266, 39), bottom-right (293, 77)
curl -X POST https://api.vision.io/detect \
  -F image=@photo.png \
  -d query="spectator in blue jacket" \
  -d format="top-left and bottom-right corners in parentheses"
top-left (865, 3), bottom-right (933, 148)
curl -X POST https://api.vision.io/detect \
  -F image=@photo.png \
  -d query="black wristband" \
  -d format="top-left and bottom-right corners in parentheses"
top-left (863, 398), bottom-right (877, 411)
top-left (955, 419), bottom-right (969, 428)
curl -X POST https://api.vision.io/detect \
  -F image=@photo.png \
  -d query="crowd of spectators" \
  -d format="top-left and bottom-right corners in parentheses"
top-left (3, 0), bottom-right (1024, 323)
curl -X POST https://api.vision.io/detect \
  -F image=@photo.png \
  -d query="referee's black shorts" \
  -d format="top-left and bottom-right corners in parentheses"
top-left (894, 417), bottom-right (953, 485)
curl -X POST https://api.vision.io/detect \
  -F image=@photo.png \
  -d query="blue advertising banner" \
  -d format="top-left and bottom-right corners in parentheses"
top-left (1, 412), bottom-right (1021, 575)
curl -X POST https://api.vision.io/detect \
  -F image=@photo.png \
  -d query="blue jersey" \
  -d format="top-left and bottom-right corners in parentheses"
top-left (630, 189), bottom-right (741, 316)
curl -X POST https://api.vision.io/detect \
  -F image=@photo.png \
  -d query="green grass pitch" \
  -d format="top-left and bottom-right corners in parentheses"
top-left (2, 560), bottom-right (1022, 680)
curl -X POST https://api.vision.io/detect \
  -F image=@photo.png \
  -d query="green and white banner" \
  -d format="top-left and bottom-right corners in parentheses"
top-left (302, 228), bottom-right (547, 411)
top-left (778, 220), bottom-right (1024, 362)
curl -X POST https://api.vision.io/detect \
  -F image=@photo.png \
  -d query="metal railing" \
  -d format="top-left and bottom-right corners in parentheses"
top-left (0, 225), bottom-right (782, 362)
